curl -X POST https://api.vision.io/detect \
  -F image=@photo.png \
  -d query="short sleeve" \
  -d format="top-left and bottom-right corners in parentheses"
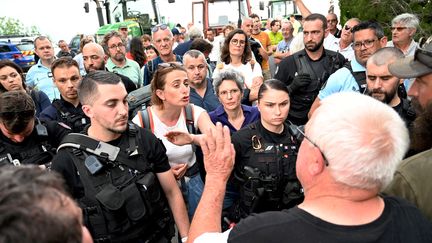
top-left (192, 104), bottom-right (206, 130)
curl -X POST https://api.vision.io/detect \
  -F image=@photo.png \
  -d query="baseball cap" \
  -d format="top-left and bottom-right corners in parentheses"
top-left (171, 28), bottom-right (181, 36)
top-left (118, 24), bottom-right (128, 30)
top-left (389, 41), bottom-right (432, 79)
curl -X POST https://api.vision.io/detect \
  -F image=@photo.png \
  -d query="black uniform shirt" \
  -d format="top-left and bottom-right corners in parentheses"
top-left (0, 120), bottom-right (70, 165)
top-left (231, 120), bottom-right (294, 177)
top-left (51, 126), bottom-right (171, 199)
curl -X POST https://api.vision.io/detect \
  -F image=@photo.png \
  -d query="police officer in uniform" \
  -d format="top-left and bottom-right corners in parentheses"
top-left (0, 91), bottom-right (70, 167)
top-left (51, 71), bottom-right (189, 243)
top-left (228, 79), bottom-right (303, 223)
top-left (40, 58), bottom-right (90, 132)
top-left (275, 13), bottom-right (345, 125)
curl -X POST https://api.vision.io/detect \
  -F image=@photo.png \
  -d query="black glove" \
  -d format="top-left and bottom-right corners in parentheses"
top-left (288, 74), bottom-right (311, 94)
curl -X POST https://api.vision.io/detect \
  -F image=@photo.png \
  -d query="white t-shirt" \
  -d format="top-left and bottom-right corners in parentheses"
top-left (132, 104), bottom-right (205, 168)
top-left (212, 62), bottom-right (263, 88)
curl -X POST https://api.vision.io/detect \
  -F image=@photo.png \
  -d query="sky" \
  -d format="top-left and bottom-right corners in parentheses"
top-left (0, 0), bottom-right (338, 43)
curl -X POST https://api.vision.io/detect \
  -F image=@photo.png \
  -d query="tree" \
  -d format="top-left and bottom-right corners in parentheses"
top-left (0, 17), bottom-right (40, 36)
top-left (340, 0), bottom-right (432, 40)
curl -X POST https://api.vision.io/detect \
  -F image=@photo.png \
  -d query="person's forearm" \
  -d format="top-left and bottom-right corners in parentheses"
top-left (294, 0), bottom-right (311, 18)
top-left (166, 186), bottom-right (190, 238)
top-left (187, 176), bottom-right (227, 243)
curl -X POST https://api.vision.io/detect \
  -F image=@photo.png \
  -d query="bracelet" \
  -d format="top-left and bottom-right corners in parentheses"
top-left (181, 236), bottom-right (188, 243)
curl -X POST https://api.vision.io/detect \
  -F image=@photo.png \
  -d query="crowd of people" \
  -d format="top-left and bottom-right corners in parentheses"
top-left (1, 0), bottom-right (432, 242)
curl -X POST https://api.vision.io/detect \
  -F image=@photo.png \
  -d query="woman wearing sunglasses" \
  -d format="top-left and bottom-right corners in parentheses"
top-left (0, 60), bottom-right (50, 116)
top-left (132, 62), bottom-right (215, 219)
top-left (226, 79), bottom-right (303, 223)
top-left (213, 29), bottom-right (263, 104)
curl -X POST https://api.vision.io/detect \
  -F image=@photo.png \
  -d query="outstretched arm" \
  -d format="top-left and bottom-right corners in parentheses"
top-left (187, 123), bottom-right (235, 243)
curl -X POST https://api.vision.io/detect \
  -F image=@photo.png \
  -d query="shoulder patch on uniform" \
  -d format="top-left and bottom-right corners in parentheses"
top-left (58, 122), bottom-right (72, 130)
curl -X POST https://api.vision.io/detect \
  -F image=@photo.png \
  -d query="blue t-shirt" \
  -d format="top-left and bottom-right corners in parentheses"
top-left (318, 58), bottom-right (366, 100)
top-left (26, 60), bottom-right (60, 102)
top-left (209, 105), bottom-right (260, 134)
top-left (189, 78), bottom-right (220, 112)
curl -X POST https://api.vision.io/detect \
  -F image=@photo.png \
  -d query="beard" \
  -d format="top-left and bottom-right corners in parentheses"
top-left (410, 101), bottom-right (432, 154)
top-left (305, 36), bottom-right (324, 52)
top-left (113, 53), bottom-right (126, 62)
top-left (367, 85), bottom-right (398, 104)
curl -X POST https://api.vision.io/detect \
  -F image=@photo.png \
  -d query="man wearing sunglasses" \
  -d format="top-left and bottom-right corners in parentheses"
top-left (0, 91), bottom-right (70, 167)
top-left (187, 93), bottom-right (432, 243)
top-left (384, 41), bottom-right (432, 221)
top-left (336, 18), bottom-right (360, 61)
top-left (309, 21), bottom-right (387, 118)
top-left (143, 24), bottom-right (183, 86)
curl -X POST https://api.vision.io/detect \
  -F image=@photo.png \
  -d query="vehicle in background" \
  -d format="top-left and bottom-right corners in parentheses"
top-left (0, 41), bottom-right (35, 72)
top-left (190, 0), bottom-right (252, 34)
top-left (95, 0), bottom-right (166, 42)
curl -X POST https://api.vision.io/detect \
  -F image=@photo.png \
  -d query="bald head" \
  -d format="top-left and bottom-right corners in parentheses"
top-left (82, 43), bottom-right (107, 72)
top-left (241, 18), bottom-right (253, 37)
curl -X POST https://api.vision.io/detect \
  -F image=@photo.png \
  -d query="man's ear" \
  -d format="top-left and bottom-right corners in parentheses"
top-left (309, 146), bottom-right (326, 175)
top-left (379, 36), bottom-right (388, 47)
top-left (82, 104), bottom-right (93, 118)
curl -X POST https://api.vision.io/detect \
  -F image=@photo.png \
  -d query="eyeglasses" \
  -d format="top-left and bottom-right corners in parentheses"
top-left (390, 27), bottom-right (408, 32)
top-left (230, 38), bottom-right (246, 46)
top-left (108, 42), bottom-right (125, 50)
top-left (219, 89), bottom-right (240, 97)
top-left (151, 24), bottom-right (168, 33)
top-left (295, 125), bottom-right (329, 166)
top-left (353, 38), bottom-right (378, 50)
top-left (0, 110), bottom-right (35, 120)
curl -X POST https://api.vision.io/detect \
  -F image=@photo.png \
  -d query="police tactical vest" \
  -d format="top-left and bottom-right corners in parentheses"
top-left (232, 123), bottom-right (303, 220)
top-left (58, 123), bottom-right (173, 242)
top-left (291, 49), bottom-right (344, 118)
top-left (0, 119), bottom-right (54, 167)
top-left (52, 99), bottom-right (89, 133)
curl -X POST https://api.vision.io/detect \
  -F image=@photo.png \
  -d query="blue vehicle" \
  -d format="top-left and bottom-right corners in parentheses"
top-left (0, 41), bottom-right (35, 72)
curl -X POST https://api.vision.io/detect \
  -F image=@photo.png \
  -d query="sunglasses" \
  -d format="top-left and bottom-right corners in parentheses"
top-left (151, 24), bottom-right (168, 33)
top-left (344, 25), bottom-right (352, 31)
top-left (0, 110), bottom-right (35, 120)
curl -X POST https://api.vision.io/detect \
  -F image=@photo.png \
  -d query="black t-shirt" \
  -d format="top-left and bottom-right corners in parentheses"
top-left (51, 126), bottom-right (170, 199)
top-left (0, 120), bottom-right (70, 165)
top-left (228, 196), bottom-right (432, 243)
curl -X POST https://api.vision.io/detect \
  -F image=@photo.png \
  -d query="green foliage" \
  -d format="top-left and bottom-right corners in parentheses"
top-left (340, 0), bottom-right (432, 40)
top-left (0, 17), bottom-right (40, 36)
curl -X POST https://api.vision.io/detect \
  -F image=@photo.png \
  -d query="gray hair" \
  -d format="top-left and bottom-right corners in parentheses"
top-left (307, 92), bottom-right (409, 191)
top-left (213, 68), bottom-right (245, 95)
top-left (183, 49), bottom-right (206, 63)
top-left (188, 26), bottom-right (204, 40)
top-left (392, 13), bottom-right (419, 30)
